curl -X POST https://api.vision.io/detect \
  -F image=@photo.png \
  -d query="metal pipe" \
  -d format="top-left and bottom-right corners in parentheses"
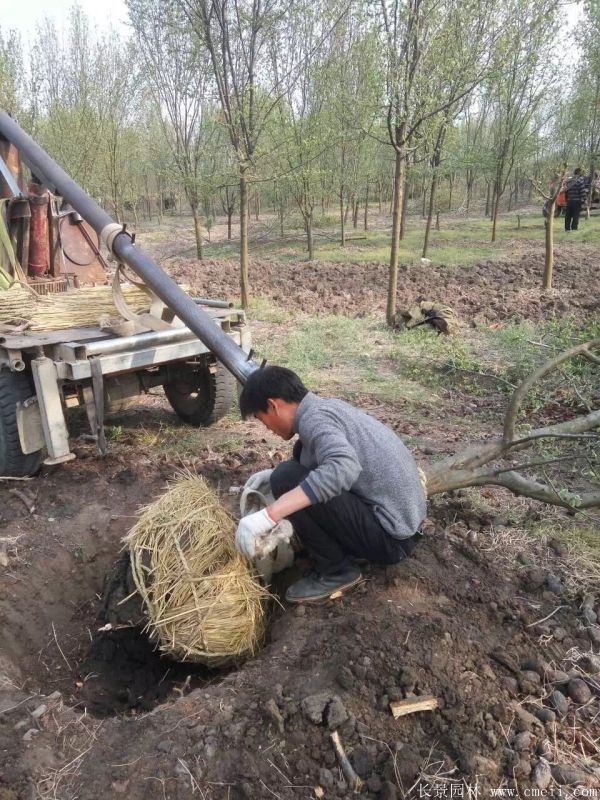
top-left (0, 110), bottom-right (257, 384)
top-left (194, 298), bottom-right (233, 309)
top-left (28, 182), bottom-right (50, 276)
top-left (85, 326), bottom-right (198, 357)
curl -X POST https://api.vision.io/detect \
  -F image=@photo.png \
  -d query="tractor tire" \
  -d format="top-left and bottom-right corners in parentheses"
top-left (0, 369), bottom-right (43, 477)
top-left (163, 360), bottom-right (235, 427)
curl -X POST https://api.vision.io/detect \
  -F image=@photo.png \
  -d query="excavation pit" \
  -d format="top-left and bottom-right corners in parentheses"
top-left (71, 626), bottom-right (226, 717)
top-left (0, 549), bottom-right (235, 719)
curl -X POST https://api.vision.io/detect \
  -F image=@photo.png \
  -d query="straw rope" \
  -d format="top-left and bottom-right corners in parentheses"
top-left (124, 472), bottom-right (269, 665)
top-left (0, 284), bottom-right (153, 330)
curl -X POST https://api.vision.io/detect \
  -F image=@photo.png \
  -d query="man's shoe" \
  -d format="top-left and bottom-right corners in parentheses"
top-left (285, 565), bottom-right (362, 604)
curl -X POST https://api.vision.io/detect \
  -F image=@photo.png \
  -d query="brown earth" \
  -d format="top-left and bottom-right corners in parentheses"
top-left (165, 246), bottom-right (600, 322)
top-left (1, 248), bottom-right (599, 800)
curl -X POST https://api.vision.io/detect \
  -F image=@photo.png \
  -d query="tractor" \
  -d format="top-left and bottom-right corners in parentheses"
top-left (0, 111), bottom-right (256, 477)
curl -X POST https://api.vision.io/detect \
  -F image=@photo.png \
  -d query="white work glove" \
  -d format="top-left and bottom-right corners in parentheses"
top-left (240, 469), bottom-right (275, 517)
top-left (243, 468), bottom-right (274, 496)
top-left (235, 508), bottom-right (277, 559)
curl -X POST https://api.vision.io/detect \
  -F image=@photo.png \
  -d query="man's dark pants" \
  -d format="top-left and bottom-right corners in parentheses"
top-left (270, 460), bottom-right (421, 575)
top-left (565, 202), bottom-right (581, 231)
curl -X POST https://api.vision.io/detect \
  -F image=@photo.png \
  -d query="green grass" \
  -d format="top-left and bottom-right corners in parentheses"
top-left (196, 208), bottom-right (600, 267)
top-left (137, 202), bottom-right (600, 270)
top-left (248, 295), bottom-right (293, 324)
top-left (252, 313), bottom-right (494, 406)
top-left (250, 307), bottom-right (599, 417)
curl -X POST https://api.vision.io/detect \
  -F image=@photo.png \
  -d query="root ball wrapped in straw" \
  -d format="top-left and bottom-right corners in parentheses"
top-left (124, 472), bottom-right (269, 665)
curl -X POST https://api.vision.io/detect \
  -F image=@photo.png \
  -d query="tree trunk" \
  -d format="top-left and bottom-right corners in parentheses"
top-left (239, 167), bottom-right (250, 308)
top-left (422, 170), bottom-right (438, 259)
top-left (387, 149), bottom-right (405, 326)
top-left (363, 185), bottom-right (369, 231)
top-left (466, 173), bottom-right (474, 216)
top-left (227, 209), bottom-right (233, 240)
top-left (399, 173), bottom-right (408, 240)
top-left (485, 182), bottom-right (491, 217)
top-left (144, 178), bottom-right (152, 222)
top-left (491, 181), bottom-right (500, 242)
top-left (435, 211), bottom-right (440, 231)
top-left (279, 200), bottom-right (285, 237)
top-left (340, 192), bottom-right (345, 246)
top-left (191, 205), bottom-right (203, 260)
top-left (352, 196), bottom-right (359, 229)
top-left (543, 201), bottom-right (555, 290)
top-left (157, 177), bottom-right (164, 225)
top-left (306, 211), bottom-right (314, 260)
top-left (448, 174), bottom-right (454, 211)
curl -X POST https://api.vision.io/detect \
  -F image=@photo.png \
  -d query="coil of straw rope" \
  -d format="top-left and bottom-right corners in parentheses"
top-left (0, 283), bottom-right (154, 331)
top-left (124, 472), bottom-right (269, 665)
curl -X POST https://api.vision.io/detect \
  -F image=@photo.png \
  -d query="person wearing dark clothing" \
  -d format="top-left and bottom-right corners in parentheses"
top-left (565, 168), bottom-right (588, 231)
top-left (234, 366), bottom-right (427, 603)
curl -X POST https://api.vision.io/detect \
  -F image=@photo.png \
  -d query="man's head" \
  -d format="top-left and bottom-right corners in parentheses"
top-left (239, 366), bottom-right (308, 439)
top-left (574, 167), bottom-right (582, 176)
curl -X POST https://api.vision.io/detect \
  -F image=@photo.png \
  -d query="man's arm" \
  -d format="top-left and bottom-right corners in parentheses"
top-left (267, 485), bottom-right (312, 523)
top-left (296, 414), bottom-right (362, 503)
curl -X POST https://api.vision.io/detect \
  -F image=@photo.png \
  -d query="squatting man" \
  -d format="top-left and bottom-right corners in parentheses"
top-left (234, 366), bottom-right (426, 603)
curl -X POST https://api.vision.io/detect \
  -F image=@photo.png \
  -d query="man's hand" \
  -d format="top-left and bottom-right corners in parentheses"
top-left (235, 508), bottom-right (276, 559)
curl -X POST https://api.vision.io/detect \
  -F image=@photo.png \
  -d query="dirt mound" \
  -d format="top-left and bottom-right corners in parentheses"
top-left (2, 481), bottom-right (600, 799)
top-left (1, 241), bottom-right (599, 797)
top-left (167, 248), bottom-right (600, 322)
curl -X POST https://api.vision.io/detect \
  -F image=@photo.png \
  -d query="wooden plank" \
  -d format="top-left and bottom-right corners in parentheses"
top-left (389, 695), bottom-right (439, 719)
top-left (0, 326), bottom-right (105, 349)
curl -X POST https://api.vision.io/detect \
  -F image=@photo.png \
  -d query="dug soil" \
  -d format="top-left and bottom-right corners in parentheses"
top-left (166, 242), bottom-right (600, 323)
top-left (1, 244), bottom-right (599, 799)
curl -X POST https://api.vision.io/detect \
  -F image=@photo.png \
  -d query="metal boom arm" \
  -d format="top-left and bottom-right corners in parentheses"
top-left (0, 110), bottom-right (257, 384)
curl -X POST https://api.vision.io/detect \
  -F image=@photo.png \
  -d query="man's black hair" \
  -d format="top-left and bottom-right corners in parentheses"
top-left (574, 167), bottom-right (582, 175)
top-left (239, 366), bottom-right (308, 419)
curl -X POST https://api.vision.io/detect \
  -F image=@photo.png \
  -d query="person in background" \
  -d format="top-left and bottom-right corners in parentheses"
top-left (565, 168), bottom-right (588, 231)
top-left (234, 366), bottom-right (427, 603)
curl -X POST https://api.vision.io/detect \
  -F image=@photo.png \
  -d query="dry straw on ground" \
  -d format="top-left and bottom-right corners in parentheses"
top-left (124, 472), bottom-right (269, 665)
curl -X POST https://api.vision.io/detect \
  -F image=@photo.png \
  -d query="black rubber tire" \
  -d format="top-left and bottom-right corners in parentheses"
top-left (0, 369), bottom-right (43, 477)
top-left (163, 360), bottom-right (235, 427)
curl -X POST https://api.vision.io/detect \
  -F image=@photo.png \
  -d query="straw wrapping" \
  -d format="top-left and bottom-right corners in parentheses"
top-left (124, 472), bottom-right (269, 665)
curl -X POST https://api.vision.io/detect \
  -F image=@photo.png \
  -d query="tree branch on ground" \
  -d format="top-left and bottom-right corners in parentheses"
top-left (424, 339), bottom-right (600, 511)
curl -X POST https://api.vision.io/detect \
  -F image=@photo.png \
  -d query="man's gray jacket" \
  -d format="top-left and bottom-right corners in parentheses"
top-left (293, 392), bottom-right (426, 540)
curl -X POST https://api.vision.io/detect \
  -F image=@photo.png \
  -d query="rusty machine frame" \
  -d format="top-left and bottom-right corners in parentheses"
top-left (0, 111), bottom-right (257, 476)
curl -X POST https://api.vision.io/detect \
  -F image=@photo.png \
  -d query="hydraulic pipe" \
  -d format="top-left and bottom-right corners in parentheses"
top-left (28, 182), bottom-right (50, 276)
top-left (194, 298), bottom-right (233, 309)
top-left (0, 110), bottom-right (257, 384)
top-left (85, 326), bottom-right (198, 357)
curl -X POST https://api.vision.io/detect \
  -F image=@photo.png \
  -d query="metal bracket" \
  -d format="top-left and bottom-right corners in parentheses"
top-left (89, 357), bottom-right (107, 455)
top-left (30, 356), bottom-right (75, 465)
top-left (0, 153), bottom-right (23, 198)
top-left (16, 396), bottom-right (45, 454)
